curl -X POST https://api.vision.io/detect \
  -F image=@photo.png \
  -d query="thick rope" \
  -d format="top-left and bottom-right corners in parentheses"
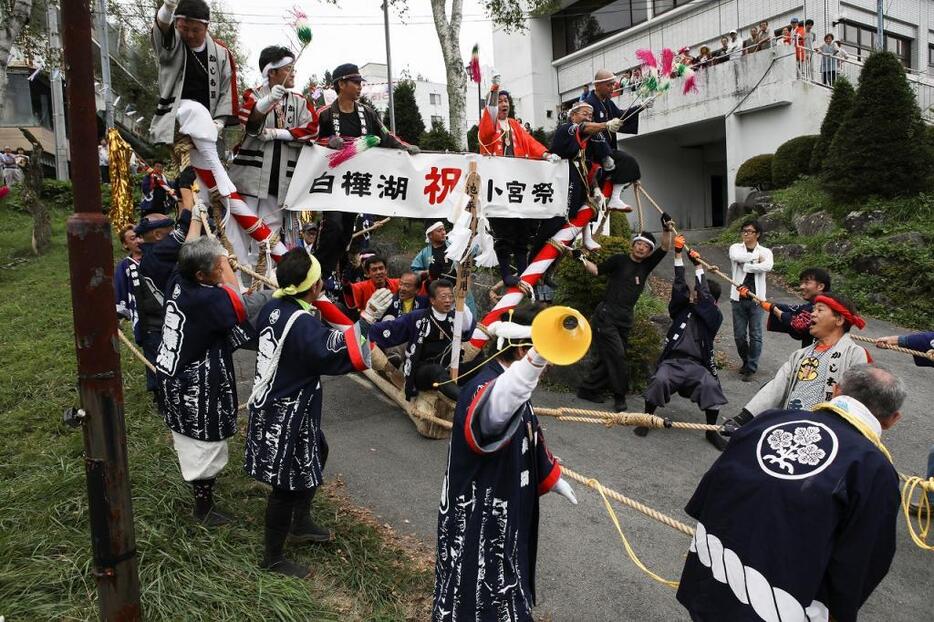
top-left (850, 335), bottom-right (934, 362)
top-left (117, 329), bottom-right (156, 373)
top-left (351, 217), bottom-right (391, 240)
top-left (535, 407), bottom-right (719, 431)
top-left (901, 476), bottom-right (934, 550)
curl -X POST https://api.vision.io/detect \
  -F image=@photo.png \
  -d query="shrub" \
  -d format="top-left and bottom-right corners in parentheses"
top-left (552, 235), bottom-right (664, 392)
top-left (467, 124), bottom-right (479, 153)
top-left (810, 77), bottom-right (855, 172)
top-left (772, 135), bottom-right (819, 188)
top-left (383, 79), bottom-right (425, 145)
top-left (736, 154), bottom-right (774, 190)
top-left (822, 51), bottom-right (934, 203)
top-left (419, 119), bottom-right (460, 151)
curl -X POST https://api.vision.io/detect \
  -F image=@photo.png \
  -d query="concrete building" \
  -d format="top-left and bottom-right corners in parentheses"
top-left (494, 0), bottom-right (934, 231)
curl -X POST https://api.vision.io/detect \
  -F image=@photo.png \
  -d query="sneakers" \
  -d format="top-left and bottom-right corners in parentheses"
top-left (261, 556), bottom-right (311, 578)
top-left (576, 388), bottom-right (605, 404)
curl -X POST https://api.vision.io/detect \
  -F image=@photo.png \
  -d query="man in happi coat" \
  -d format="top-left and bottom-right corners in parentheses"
top-left (634, 240), bottom-right (728, 450)
top-left (432, 305), bottom-right (578, 621)
top-left (229, 45), bottom-right (318, 268)
top-left (678, 364), bottom-right (905, 622)
top-left (245, 249), bottom-right (391, 577)
top-left (370, 279), bottom-right (474, 401)
top-left (410, 221), bottom-right (477, 317)
top-left (315, 62), bottom-right (419, 280)
top-left (761, 267), bottom-right (831, 348)
top-left (114, 224), bottom-right (144, 345)
top-left (721, 293), bottom-right (871, 436)
top-left (156, 223), bottom-right (254, 526)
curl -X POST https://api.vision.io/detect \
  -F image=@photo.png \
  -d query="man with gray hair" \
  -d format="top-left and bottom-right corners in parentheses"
top-left (678, 364), bottom-right (905, 621)
top-left (156, 231), bottom-right (255, 526)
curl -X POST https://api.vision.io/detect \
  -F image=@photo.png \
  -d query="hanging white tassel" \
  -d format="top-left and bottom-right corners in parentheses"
top-left (474, 217), bottom-right (498, 268)
top-left (445, 210), bottom-right (473, 263)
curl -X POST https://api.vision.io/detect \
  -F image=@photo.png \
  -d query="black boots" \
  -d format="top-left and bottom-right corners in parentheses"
top-left (290, 489), bottom-right (332, 544)
top-left (705, 410), bottom-right (728, 451)
top-left (262, 489), bottom-right (311, 578)
top-left (191, 479), bottom-right (231, 526)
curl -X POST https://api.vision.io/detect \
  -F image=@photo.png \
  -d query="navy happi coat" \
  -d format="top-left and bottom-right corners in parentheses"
top-left (432, 361), bottom-right (560, 622)
top-left (677, 403), bottom-right (899, 622)
top-left (245, 297), bottom-right (368, 491)
top-left (156, 275), bottom-right (252, 441)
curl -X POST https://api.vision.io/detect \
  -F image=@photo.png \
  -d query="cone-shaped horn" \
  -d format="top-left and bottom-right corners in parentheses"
top-left (531, 305), bottom-right (592, 365)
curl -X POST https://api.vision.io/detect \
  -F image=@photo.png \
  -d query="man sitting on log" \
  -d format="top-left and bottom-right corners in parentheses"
top-left (634, 239), bottom-right (728, 450)
top-left (370, 279), bottom-right (474, 401)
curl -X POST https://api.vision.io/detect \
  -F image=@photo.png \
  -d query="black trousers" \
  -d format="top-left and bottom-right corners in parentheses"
top-left (315, 211), bottom-right (357, 278)
top-left (489, 217), bottom-right (531, 277)
top-left (528, 216), bottom-right (566, 265)
top-left (414, 362), bottom-right (460, 400)
top-left (579, 305), bottom-right (632, 399)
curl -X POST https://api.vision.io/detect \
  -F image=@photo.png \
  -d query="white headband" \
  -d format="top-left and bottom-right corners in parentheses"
top-left (262, 56), bottom-right (295, 79)
top-left (569, 101), bottom-right (593, 114)
top-left (174, 14), bottom-right (209, 24)
top-left (592, 75), bottom-right (616, 84)
top-left (425, 221), bottom-right (445, 241)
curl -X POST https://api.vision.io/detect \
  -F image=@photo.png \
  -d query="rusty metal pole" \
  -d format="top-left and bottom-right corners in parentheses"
top-left (60, 0), bottom-right (141, 619)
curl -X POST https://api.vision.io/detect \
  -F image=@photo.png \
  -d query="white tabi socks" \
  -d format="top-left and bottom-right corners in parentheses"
top-left (581, 222), bottom-right (602, 251)
top-left (607, 183), bottom-right (632, 212)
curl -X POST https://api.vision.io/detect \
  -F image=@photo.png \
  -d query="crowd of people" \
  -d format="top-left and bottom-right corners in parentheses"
top-left (1, 144), bottom-right (30, 189)
top-left (102, 0), bottom-right (932, 619)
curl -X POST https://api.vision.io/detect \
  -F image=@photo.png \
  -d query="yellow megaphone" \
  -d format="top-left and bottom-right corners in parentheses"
top-left (531, 306), bottom-right (592, 365)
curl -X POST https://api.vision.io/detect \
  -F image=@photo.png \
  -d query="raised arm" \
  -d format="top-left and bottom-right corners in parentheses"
top-left (155, 0), bottom-right (177, 34)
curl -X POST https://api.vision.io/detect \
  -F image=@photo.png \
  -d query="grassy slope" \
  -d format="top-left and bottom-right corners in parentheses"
top-left (0, 204), bottom-right (432, 621)
top-left (717, 177), bottom-right (934, 329)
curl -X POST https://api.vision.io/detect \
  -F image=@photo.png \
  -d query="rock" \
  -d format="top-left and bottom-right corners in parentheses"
top-left (743, 190), bottom-right (773, 213)
top-left (793, 211), bottom-right (836, 237)
top-left (823, 238), bottom-right (853, 256)
top-left (758, 209), bottom-right (791, 234)
top-left (726, 201), bottom-right (749, 224)
top-left (772, 244), bottom-right (807, 259)
top-left (884, 231), bottom-right (925, 247)
top-left (843, 210), bottom-right (885, 234)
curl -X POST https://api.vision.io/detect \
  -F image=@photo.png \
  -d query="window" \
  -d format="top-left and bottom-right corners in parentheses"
top-left (429, 93), bottom-right (441, 105)
top-left (927, 44), bottom-right (934, 68)
top-left (839, 21), bottom-right (911, 68)
top-left (552, 1), bottom-right (686, 58)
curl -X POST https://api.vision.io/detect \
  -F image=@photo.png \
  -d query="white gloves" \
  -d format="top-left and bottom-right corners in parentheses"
top-left (360, 288), bottom-right (394, 324)
top-left (327, 136), bottom-right (345, 150)
top-left (162, 0), bottom-right (179, 8)
top-left (405, 144), bottom-right (420, 155)
top-left (601, 155), bottom-right (616, 171)
top-left (190, 199), bottom-right (208, 223)
top-left (544, 152), bottom-right (561, 163)
top-left (552, 477), bottom-right (578, 505)
top-left (255, 84), bottom-right (288, 114)
top-left (605, 117), bottom-right (623, 133)
top-left (486, 320), bottom-right (532, 350)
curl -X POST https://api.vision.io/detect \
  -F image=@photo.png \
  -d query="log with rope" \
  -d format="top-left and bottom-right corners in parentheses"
top-left (350, 217), bottom-right (391, 240)
top-left (449, 162), bottom-right (482, 380)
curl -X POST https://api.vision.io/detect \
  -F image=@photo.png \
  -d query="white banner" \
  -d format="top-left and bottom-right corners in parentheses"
top-left (283, 147), bottom-right (569, 220)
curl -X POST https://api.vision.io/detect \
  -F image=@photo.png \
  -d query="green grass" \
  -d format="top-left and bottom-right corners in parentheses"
top-left (715, 177), bottom-right (934, 329)
top-left (0, 203), bottom-right (432, 620)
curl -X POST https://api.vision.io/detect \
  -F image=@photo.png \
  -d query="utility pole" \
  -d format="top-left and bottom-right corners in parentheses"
top-left (382, 0), bottom-right (396, 133)
top-left (47, 3), bottom-right (69, 181)
top-left (96, 0), bottom-right (115, 129)
top-left (60, 0), bottom-right (141, 618)
top-left (876, 0), bottom-right (885, 50)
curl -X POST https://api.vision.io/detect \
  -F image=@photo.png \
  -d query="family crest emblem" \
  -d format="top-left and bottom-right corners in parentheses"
top-left (756, 419), bottom-right (839, 480)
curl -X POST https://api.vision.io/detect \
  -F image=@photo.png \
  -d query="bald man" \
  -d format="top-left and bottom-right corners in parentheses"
top-left (583, 69), bottom-right (643, 211)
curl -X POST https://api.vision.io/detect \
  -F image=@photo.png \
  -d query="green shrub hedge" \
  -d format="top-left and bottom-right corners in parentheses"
top-left (736, 154), bottom-right (774, 189)
top-left (772, 135), bottom-right (819, 188)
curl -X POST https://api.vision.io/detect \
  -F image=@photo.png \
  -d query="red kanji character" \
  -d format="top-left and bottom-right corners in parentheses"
top-left (423, 166), bottom-right (462, 205)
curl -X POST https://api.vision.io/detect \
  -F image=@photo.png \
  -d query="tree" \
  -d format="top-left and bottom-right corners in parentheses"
top-left (0, 0), bottom-right (37, 119)
top-left (809, 77), bottom-right (855, 172)
top-left (425, 0), bottom-right (554, 149)
top-left (771, 135), bottom-right (818, 188)
top-left (822, 51), bottom-right (934, 202)
top-left (384, 79), bottom-right (424, 144)
top-left (466, 124), bottom-right (479, 152)
top-left (420, 118), bottom-right (459, 151)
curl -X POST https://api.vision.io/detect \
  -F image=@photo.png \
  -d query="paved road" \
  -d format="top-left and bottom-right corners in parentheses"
top-left (239, 244), bottom-right (933, 620)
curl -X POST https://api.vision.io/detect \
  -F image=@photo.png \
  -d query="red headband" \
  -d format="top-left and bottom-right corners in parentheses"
top-left (814, 295), bottom-right (865, 330)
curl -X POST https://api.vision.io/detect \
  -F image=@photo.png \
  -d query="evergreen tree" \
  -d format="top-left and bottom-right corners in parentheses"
top-left (809, 77), bottom-right (855, 172)
top-left (822, 51), bottom-right (934, 202)
top-left (467, 124), bottom-right (480, 153)
top-left (382, 80), bottom-right (425, 145)
top-left (420, 119), bottom-right (460, 151)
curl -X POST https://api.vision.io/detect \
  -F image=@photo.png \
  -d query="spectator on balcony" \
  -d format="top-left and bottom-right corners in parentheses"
top-left (742, 26), bottom-right (759, 55)
top-left (677, 47), bottom-right (693, 69)
top-left (803, 19), bottom-right (817, 78)
top-left (579, 84), bottom-right (589, 102)
top-left (695, 47), bottom-right (712, 69)
top-left (818, 33), bottom-right (843, 85)
top-left (757, 20), bottom-right (772, 50)
top-left (631, 68), bottom-right (642, 91)
top-left (727, 29), bottom-right (743, 60)
top-left (781, 26), bottom-right (792, 46)
top-left (711, 36), bottom-right (730, 64)
top-left (791, 18), bottom-right (807, 75)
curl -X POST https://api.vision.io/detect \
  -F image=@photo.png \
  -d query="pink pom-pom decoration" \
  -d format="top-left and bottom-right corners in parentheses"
top-left (635, 48), bottom-right (658, 69)
top-left (660, 48), bottom-right (675, 77)
top-left (683, 73), bottom-right (698, 95)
